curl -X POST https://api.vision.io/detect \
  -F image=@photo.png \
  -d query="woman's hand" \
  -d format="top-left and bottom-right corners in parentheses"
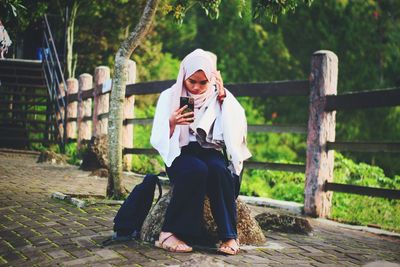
top-left (213, 70), bottom-right (226, 104)
top-left (169, 105), bottom-right (194, 137)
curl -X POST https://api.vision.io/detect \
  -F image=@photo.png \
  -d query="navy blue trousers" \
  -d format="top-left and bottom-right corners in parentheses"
top-left (162, 142), bottom-right (238, 240)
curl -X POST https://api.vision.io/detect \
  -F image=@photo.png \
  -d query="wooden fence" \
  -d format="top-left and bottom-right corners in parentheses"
top-left (59, 50), bottom-right (400, 218)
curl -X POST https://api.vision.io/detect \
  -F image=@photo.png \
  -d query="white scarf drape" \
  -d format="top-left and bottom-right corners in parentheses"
top-left (150, 48), bottom-right (252, 175)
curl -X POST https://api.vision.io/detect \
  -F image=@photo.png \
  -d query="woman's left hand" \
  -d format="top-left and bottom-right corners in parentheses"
top-left (213, 70), bottom-right (226, 104)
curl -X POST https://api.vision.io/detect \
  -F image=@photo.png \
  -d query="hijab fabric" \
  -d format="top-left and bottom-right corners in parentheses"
top-left (169, 49), bottom-right (217, 147)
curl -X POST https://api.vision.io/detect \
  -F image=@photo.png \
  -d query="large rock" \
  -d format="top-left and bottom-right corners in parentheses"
top-left (140, 190), bottom-right (173, 243)
top-left (80, 135), bottom-right (108, 171)
top-left (255, 209), bottom-right (312, 234)
top-left (140, 189), bottom-right (266, 245)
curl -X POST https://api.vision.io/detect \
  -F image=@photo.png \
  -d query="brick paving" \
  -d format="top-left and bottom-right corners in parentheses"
top-left (0, 150), bottom-right (399, 266)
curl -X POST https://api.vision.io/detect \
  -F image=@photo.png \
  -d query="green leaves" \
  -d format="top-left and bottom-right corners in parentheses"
top-left (0, 0), bottom-right (26, 21)
top-left (253, 0), bottom-right (314, 23)
top-left (165, 0), bottom-right (312, 24)
top-left (199, 0), bottom-right (222, 19)
top-left (164, 0), bottom-right (222, 23)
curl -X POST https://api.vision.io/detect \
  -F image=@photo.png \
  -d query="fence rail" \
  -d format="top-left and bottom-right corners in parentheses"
top-left (244, 161), bottom-right (306, 173)
top-left (325, 87), bottom-right (400, 111)
top-left (122, 118), bottom-right (308, 134)
top-left (322, 85), bottom-right (400, 206)
top-left (327, 141), bottom-right (400, 153)
top-left (124, 79), bottom-right (310, 97)
top-left (122, 147), bottom-right (306, 173)
top-left (324, 182), bottom-right (400, 199)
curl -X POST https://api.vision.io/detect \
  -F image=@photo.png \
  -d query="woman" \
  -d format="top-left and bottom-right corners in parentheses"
top-left (150, 49), bottom-right (251, 255)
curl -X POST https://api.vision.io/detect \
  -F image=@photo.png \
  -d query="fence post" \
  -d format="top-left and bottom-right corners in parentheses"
top-left (77, 73), bottom-right (93, 149)
top-left (304, 50), bottom-right (338, 218)
top-left (56, 83), bottom-right (66, 146)
top-left (66, 78), bottom-right (78, 141)
top-left (123, 60), bottom-right (136, 171)
top-left (93, 66), bottom-right (110, 137)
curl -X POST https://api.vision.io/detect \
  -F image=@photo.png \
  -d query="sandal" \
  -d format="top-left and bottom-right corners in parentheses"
top-left (155, 233), bottom-right (193, 253)
top-left (217, 239), bottom-right (240, 255)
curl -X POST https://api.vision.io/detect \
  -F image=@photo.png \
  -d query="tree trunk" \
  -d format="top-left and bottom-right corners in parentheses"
top-left (107, 0), bottom-right (160, 199)
top-left (66, 1), bottom-right (79, 79)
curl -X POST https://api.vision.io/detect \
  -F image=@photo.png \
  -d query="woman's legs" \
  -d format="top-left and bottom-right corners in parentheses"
top-left (157, 142), bottom-right (238, 253)
top-left (203, 151), bottom-right (238, 241)
top-left (162, 154), bottom-right (208, 237)
top-left (157, 149), bottom-right (209, 252)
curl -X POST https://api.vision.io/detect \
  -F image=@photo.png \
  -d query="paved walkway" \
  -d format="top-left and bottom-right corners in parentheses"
top-left (0, 150), bottom-right (399, 266)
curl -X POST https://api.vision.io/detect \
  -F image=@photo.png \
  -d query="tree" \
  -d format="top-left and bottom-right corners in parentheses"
top-left (107, 0), bottom-right (314, 198)
top-left (107, 0), bottom-right (160, 198)
top-left (65, 0), bottom-right (79, 78)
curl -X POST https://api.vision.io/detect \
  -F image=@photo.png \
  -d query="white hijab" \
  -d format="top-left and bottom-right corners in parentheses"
top-left (169, 49), bottom-right (218, 147)
top-left (150, 49), bottom-right (252, 175)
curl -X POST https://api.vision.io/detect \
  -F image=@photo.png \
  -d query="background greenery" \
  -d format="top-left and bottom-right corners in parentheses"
top-left (3, 0), bottom-right (400, 232)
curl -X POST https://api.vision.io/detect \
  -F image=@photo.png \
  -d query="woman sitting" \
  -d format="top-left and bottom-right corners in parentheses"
top-left (150, 49), bottom-right (251, 255)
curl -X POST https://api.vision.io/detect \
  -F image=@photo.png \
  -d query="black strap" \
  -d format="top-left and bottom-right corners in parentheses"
top-left (222, 146), bottom-right (229, 165)
top-left (155, 177), bottom-right (163, 203)
top-left (155, 172), bottom-right (165, 203)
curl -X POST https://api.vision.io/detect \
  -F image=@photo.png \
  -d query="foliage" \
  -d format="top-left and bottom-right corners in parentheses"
top-left (253, 0), bottom-right (313, 23)
top-left (132, 37), bottom-right (181, 82)
top-left (163, 0), bottom-right (313, 24)
top-left (240, 169), bottom-right (305, 202)
top-left (331, 153), bottom-right (400, 232)
top-left (0, 0), bottom-right (26, 22)
top-left (64, 143), bottom-right (86, 165)
top-left (272, 0), bottom-right (400, 175)
top-left (240, 152), bottom-right (400, 232)
top-left (73, 0), bottom-right (148, 75)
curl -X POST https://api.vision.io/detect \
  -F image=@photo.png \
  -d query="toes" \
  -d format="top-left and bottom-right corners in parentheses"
top-left (176, 243), bottom-right (190, 250)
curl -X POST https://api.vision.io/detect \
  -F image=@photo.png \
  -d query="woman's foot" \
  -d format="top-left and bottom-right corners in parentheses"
top-left (218, 238), bottom-right (240, 255)
top-left (155, 232), bottom-right (193, 253)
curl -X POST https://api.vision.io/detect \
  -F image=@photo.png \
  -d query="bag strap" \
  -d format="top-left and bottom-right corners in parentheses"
top-left (222, 146), bottom-right (229, 164)
top-left (155, 172), bottom-right (166, 203)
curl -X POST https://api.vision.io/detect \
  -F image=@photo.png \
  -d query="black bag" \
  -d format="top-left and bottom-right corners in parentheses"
top-left (102, 173), bottom-right (163, 246)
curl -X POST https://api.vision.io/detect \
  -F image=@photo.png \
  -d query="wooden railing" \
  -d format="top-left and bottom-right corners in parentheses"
top-left (321, 87), bottom-right (400, 201)
top-left (61, 76), bottom-right (309, 173)
top-left (56, 50), bottom-right (400, 218)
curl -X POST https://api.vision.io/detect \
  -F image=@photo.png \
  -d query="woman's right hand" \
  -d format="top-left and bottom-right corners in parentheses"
top-left (169, 105), bottom-right (194, 137)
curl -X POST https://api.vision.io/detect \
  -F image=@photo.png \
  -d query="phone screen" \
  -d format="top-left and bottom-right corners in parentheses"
top-left (180, 97), bottom-right (194, 114)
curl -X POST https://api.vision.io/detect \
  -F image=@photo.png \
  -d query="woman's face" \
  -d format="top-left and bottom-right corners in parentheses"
top-left (184, 70), bottom-right (209, 95)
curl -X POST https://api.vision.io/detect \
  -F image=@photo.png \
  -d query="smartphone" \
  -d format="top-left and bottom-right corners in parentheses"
top-left (180, 96), bottom-right (194, 114)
